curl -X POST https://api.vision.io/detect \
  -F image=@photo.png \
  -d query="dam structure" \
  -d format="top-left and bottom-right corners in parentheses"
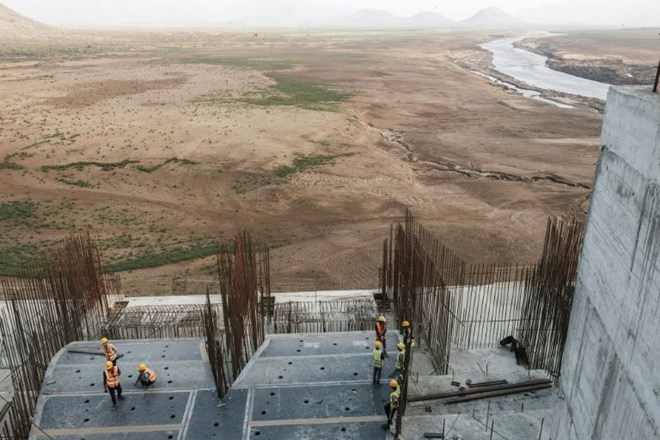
top-left (551, 86), bottom-right (660, 439)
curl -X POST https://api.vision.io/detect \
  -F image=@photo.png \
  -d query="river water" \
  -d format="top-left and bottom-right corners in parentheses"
top-left (481, 37), bottom-right (611, 101)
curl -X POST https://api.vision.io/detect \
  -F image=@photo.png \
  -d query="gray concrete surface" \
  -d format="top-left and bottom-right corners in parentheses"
top-left (30, 332), bottom-right (397, 439)
top-left (552, 86), bottom-right (660, 439)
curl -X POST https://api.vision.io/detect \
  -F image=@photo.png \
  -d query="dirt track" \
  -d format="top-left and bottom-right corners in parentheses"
top-left (0, 30), bottom-right (604, 292)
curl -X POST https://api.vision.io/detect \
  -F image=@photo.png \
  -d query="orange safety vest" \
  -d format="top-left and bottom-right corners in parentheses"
top-left (105, 366), bottom-right (120, 388)
top-left (103, 343), bottom-right (117, 361)
top-left (376, 322), bottom-right (386, 338)
top-left (144, 368), bottom-right (158, 383)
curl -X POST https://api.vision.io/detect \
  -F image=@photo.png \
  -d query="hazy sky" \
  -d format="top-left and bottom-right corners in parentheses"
top-left (4, 0), bottom-right (552, 23)
top-left (3, 0), bottom-right (658, 26)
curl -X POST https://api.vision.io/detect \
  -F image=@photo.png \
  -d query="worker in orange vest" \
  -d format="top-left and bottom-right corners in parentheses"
top-left (103, 361), bottom-right (123, 406)
top-left (375, 315), bottom-right (388, 357)
top-left (135, 363), bottom-right (158, 388)
top-left (100, 337), bottom-right (118, 366)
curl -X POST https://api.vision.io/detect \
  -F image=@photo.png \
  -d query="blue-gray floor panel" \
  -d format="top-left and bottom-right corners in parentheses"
top-left (39, 392), bottom-right (189, 430)
top-left (49, 432), bottom-right (179, 440)
top-left (252, 383), bottom-right (389, 421)
top-left (186, 389), bottom-right (248, 439)
top-left (249, 422), bottom-right (387, 439)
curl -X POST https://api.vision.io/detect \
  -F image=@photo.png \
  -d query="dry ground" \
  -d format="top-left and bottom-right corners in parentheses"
top-left (0, 29), bottom-right (607, 292)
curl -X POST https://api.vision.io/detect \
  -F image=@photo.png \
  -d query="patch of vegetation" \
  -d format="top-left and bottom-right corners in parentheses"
top-left (0, 243), bottom-right (41, 276)
top-left (0, 154), bottom-right (26, 171)
top-left (179, 56), bottom-right (294, 71)
top-left (248, 75), bottom-right (353, 111)
top-left (274, 153), bottom-right (353, 179)
top-left (136, 157), bottom-right (199, 173)
top-left (57, 178), bottom-right (93, 188)
top-left (41, 159), bottom-right (139, 173)
top-left (104, 243), bottom-right (221, 273)
top-left (0, 200), bottom-right (37, 220)
top-left (231, 172), bottom-right (275, 194)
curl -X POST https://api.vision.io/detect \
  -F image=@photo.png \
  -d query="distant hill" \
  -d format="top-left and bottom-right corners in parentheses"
top-left (462, 6), bottom-right (525, 27)
top-left (328, 8), bottom-right (405, 28)
top-left (0, 3), bottom-right (51, 36)
top-left (406, 11), bottom-right (456, 28)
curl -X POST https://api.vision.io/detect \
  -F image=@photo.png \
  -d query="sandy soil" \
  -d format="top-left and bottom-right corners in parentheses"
top-left (0, 29), bottom-right (605, 293)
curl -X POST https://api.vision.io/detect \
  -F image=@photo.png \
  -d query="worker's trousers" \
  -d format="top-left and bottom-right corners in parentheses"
top-left (108, 384), bottom-right (122, 405)
top-left (384, 403), bottom-right (398, 424)
top-left (372, 367), bottom-right (382, 384)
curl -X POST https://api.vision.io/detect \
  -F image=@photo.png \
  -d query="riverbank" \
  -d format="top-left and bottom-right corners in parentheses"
top-left (516, 31), bottom-right (656, 86)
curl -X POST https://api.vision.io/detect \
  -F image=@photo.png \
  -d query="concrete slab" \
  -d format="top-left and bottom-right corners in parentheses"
top-left (31, 333), bottom-right (390, 440)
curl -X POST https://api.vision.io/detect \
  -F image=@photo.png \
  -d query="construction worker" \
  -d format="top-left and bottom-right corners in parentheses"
top-left (135, 363), bottom-right (157, 388)
top-left (382, 379), bottom-right (401, 429)
top-left (103, 360), bottom-right (123, 406)
top-left (372, 340), bottom-right (385, 385)
top-left (100, 337), bottom-right (118, 366)
top-left (375, 315), bottom-right (388, 357)
top-left (401, 320), bottom-right (415, 347)
top-left (390, 342), bottom-right (406, 379)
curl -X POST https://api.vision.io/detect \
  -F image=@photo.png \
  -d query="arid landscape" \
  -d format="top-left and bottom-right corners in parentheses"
top-left (0, 4), bottom-right (656, 292)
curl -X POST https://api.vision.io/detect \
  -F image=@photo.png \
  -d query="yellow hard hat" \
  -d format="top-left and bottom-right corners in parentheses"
top-left (397, 342), bottom-right (405, 351)
top-left (389, 379), bottom-right (398, 388)
top-left (138, 363), bottom-right (147, 371)
top-left (100, 337), bottom-right (108, 344)
top-left (105, 361), bottom-right (113, 369)
top-left (374, 340), bottom-right (382, 349)
top-left (378, 316), bottom-right (386, 322)
top-left (402, 321), bottom-right (410, 328)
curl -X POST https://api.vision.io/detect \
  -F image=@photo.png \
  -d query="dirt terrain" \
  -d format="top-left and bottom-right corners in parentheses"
top-left (0, 27), bottom-right (607, 292)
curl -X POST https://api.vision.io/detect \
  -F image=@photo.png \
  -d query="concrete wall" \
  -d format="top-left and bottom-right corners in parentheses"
top-left (552, 86), bottom-right (660, 439)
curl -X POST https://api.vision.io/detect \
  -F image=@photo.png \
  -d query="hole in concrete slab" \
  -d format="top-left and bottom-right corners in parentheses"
top-left (84, 399), bottom-right (90, 404)
top-left (261, 410), bottom-right (266, 415)
top-left (169, 396), bottom-right (174, 400)
top-left (84, 418), bottom-right (90, 422)
top-left (270, 392), bottom-right (275, 396)
top-left (254, 432), bottom-right (260, 436)
top-left (162, 355), bottom-right (167, 358)
top-left (167, 380), bottom-right (172, 384)
top-left (296, 349), bottom-right (301, 352)
top-left (304, 400), bottom-right (309, 404)
top-left (288, 362), bottom-right (292, 365)
top-left (299, 340), bottom-right (303, 342)
top-left (127, 351), bottom-right (132, 354)
top-left (130, 407), bottom-right (136, 411)
top-left (353, 372), bottom-right (358, 376)
top-left (278, 376), bottom-right (283, 379)
top-left (333, 343), bottom-right (337, 346)
top-left (168, 436), bottom-right (174, 439)
top-left (365, 337), bottom-right (369, 340)
top-left (89, 357), bottom-right (94, 360)
top-left (76, 370), bottom-right (81, 373)
top-left (320, 367), bottom-right (325, 370)
top-left (170, 414), bottom-right (176, 419)
top-left (364, 347), bottom-right (370, 350)
top-left (89, 383), bottom-right (95, 387)
top-left (128, 375), bottom-right (133, 378)
top-left (164, 367), bottom-right (169, 370)
top-left (344, 407), bottom-right (350, 411)
top-left (214, 422), bottom-right (219, 427)
top-left (341, 427), bottom-right (346, 432)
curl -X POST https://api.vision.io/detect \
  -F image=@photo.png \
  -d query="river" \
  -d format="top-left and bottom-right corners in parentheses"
top-left (481, 37), bottom-right (611, 101)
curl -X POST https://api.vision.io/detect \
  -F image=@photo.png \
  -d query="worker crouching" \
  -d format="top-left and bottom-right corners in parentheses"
top-left (136, 363), bottom-right (158, 388)
top-left (103, 361), bottom-right (123, 406)
top-left (382, 379), bottom-right (401, 430)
